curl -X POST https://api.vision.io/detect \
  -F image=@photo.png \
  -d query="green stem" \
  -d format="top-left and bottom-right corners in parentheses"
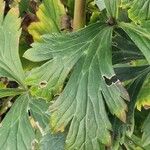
top-left (73, 0), bottom-right (87, 31)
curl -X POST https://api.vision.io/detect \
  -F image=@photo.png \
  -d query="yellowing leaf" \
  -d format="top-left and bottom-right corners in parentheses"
top-left (137, 75), bottom-right (150, 111)
top-left (0, 0), bottom-right (5, 23)
top-left (121, 0), bottom-right (133, 8)
top-left (28, 0), bottom-right (65, 41)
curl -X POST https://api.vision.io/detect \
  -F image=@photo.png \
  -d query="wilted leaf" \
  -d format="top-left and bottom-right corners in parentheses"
top-left (28, 0), bottom-right (65, 41)
top-left (119, 22), bottom-right (150, 64)
top-left (0, 1), bottom-right (25, 87)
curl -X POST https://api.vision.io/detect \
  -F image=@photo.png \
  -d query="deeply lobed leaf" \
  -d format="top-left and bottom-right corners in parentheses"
top-left (136, 74), bottom-right (150, 111)
top-left (25, 22), bottom-right (129, 149)
top-left (24, 22), bottom-right (103, 100)
top-left (119, 22), bottom-right (150, 65)
top-left (0, 94), bottom-right (35, 150)
top-left (0, 1), bottom-right (25, 87)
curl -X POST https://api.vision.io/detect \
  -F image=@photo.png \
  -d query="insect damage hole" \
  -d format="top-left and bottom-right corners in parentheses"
top-left (39, 81), bottom-right (48, 89)
top-left (103, 75), bottom-right (118, 86)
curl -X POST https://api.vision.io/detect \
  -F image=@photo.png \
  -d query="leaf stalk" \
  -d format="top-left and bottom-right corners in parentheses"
top-left (73, 0), bottom-right (87, 31)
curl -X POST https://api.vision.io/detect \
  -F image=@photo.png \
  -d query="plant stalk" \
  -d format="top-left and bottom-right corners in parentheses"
top-left (73, 0), bottom-right (87, 31)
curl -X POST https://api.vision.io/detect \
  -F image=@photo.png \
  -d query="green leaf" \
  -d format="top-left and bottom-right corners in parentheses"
top-left (0, 93), bottom-right (56, 150)
top-left (136, 74), bottom-right (150, 111)
top-left (142, 113), bottom-right (150, 147)
top-left (0, 94), bottom-right (35, 150)
top-left (95, 0), bottom-right (106, 11)
top-left (121, 0), bottom-right (133, 8)
top-left (0, 88), bottom-right (25, 98)
top-left (24, 23), bottom-right (104, 100)
top-left (141, 21), bottom-right (150, 34)
top-left (112, 72), bottom-right (149, 150)
top-left (0, 0), bottom-right (4, 23)
top-left (29, 98), bottom-right (66, 150)
top-left (24, 22), bottom-right (129, 148)
top-left (29, 98), bottom-right (50, 129)
top-left (115, 65), bottom-right (150, 82)
top-left (40, 129), bottom-right (66, 150)
top-left (18, 0), bottom-right (30, 16)
top-left (112, 33), bottom-right (144, 64)
top-left (104, 0), bottom-right (120, 19)
top-left (28, 0), bottom-right (65, 41)
top-left (128, 0), bottom-right (150, 23)
top-left (119, 22), bottom-right (150, 64)
top-left (0, 2), bottom-right (25, 87)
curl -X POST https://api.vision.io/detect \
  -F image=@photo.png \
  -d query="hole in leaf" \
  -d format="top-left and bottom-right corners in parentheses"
top-left (103, 75), bottom-right (118, 86)
top-left (6, 81), bottom-right (19, 88)
top-left (0, 77), bottom-right (8, 85)
top-left (106, 17), bottom-right (117, 26)
top-left (39, 81), bottom-right (48, 88)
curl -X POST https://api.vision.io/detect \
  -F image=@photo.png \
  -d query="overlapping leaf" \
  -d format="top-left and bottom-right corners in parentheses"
top-left (0, 94), bottom-right (35, 150)
top-left (112, 33), bottom-right (144, 64)
top-left (112, 64), bottom-right (150, 150)
top-left (128, 0), bottom-right (150, 23)
top-left (142, 113), bottom-right (150, 147)
top-left (119, 22), bottom-right (150, 64)
top-left (115, 65), bottom-right (150, 82)
top-left (24, 22), bottom-right (129, 149)
top-left (95, 0), bottom-right (106, 11)
top-left (0, 88), bottom-right (24, 98)
top-left (0, 1), bottom-right (25, 87)
top-left (24, 22), bottom-right (103, 100)
top-left (136, 74), bottom-right (150, 111)
top-left (0, 93), bottom-right (57, 149)
top-left (121, 0), bottom-right (133, 8)
top-left (40, 129), bottom-right (66, 150)
top-left (29, 99), bottom-right (66, 150)
top-left (28, 0), bottom-right (65, 41)
top-left (29, 98), bottom-right (50, 129)
top-left (104, 0), bottom-right (120, 19)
